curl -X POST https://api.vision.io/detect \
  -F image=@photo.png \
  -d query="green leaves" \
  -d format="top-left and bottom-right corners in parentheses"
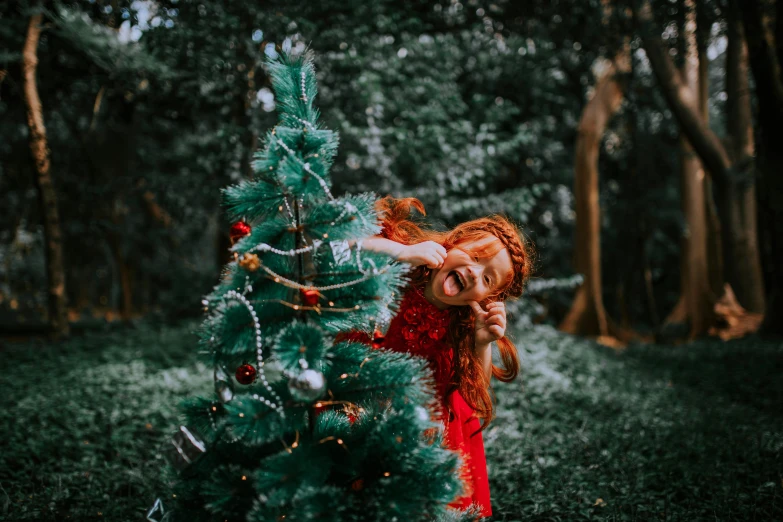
top-left (273, 321), bottom-right (326, 372)
top-left (254, 444), bottom-right (332, 506)
top-left (267, 51), bottom-right (320, 126)
top-left (53, 6), bottom-right (170, 80)
top-left (326, 342), bottom-right (435, 410)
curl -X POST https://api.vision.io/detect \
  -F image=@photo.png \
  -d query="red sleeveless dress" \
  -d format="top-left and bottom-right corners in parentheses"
top-left (341, 285), bottom-right (492, 517)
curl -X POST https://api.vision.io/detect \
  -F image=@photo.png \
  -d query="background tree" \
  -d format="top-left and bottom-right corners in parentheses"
top-left (558, 0), bottom-right (634, 342)
top-left (21, 8), bottom-right (69, 338)
top-left (738, 0), bottom-right (783, 335)
top-left (2, 0), bottom-right (777, 342)
top-left (635, 0), bottom-right (767, 338)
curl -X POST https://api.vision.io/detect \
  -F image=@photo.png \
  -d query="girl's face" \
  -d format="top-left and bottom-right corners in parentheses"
top-left (428, 236), bottom-right (512, 308)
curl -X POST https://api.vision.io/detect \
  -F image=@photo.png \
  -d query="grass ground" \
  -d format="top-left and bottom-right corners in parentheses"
top-left (0, 321), bottom-right (780, 521)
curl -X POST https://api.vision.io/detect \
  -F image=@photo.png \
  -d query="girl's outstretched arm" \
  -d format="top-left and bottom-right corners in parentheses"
top-left (351, 237), bottom-right (446, 268)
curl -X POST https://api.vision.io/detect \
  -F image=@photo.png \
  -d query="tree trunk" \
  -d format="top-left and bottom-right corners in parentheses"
top-left (637, 0), bottom-right (769, 338)
top-left (697, 8), bottom-right (725, 300)
top-left (720, 1), bottom-right (766, 314)
top-left (677, 140), bottom-right (715, 338)
top-left (657, 0), bottom-right (717, 339)
top-left (681, 0), bottom-right (716, 339)
top-left (22, 13), bottom-right (69, 338)
top-left (559, 55), bottom-right (635, 342)
top-left (738, 0), bottom-right (783, 335)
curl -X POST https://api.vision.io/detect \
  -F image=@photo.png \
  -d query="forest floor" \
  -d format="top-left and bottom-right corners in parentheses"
top-left (0, 320), bottom-right (781, 521)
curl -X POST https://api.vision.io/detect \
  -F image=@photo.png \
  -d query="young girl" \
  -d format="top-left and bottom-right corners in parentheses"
top-left (344, 196), bottom-right (533, 517)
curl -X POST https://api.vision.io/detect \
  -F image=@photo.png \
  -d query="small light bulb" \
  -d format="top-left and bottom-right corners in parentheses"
top-left (354, 305), bottom-right (360, 310)
top-left (274, 277), bottom-right (280, 282)
top-left (242, 475), bottom-right (247, 481)
top-left (328, 301), bottom-right (334, 306)
top-left (293, 305), bottom-right (300, 310)
top-left (323, 233), bottom-right (328, 238)
top-left (340, 373), bottom-right (348, 379)
top-left (239, 413), bottom-right (245, 418)
top-left (211, 406), bottom-right (217, 412)
top-left (383, 472), bottom-right (390, 477)
top-left (291, 441), bottom-right (299, 448)
top-left (315, 402), bottom-right (323, 408)
top-left (337, 438), bottom-right (343, 445)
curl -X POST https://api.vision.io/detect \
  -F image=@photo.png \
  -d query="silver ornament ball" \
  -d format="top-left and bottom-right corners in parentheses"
top-left (287, 369), bottom-right (326, 402)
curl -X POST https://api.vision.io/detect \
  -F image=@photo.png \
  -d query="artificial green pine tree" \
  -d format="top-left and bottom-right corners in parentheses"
top-left (148, 50), bottom-right (469, 522)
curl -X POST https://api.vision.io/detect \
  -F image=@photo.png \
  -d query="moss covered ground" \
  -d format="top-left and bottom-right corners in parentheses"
top-left (1, 321), bottom-right (781, 521)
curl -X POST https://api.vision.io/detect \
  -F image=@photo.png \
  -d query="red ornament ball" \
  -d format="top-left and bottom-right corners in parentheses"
top-left (235, 363), bottom-right (257, 385)
top-left (229, 221), bottom-right (252, 243)
top-left (371, 329), bottom-right (385, 349)
top-left (351, 478), bottom-right (364, 491)
top-left (301, 287), bottom-right (320, 307)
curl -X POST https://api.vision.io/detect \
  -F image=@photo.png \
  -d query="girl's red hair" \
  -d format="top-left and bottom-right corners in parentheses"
top-left (376, 196), bottom-right (534, 429)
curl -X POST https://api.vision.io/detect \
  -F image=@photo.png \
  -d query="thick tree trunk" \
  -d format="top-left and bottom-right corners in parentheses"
top-left (720, 2), bottom-right (766, 314)
top-left (559, 56), bottom-right (635, 342)
top-left (697, 13), bottom-right (725, 300)
top-left (659, 0), bottom-right (716, 339)
top-left (22, 13), bottom-right (70, 338)
top-left (677, 140), bottom-right (715, 338)
top-left (679, 13), bottom-right (715, 335)
top-left (739, 0), bottom-right (783, 335)
top-left (638, 0), bottom-right (769, 338)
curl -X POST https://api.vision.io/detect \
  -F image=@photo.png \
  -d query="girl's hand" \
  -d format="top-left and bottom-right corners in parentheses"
top-left (468, 300), bottom-right (506, 346)
top-left (398, 241), bottom-right (447, 269)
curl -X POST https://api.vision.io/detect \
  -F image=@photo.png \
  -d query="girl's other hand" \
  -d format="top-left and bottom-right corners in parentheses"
top-left (468, 300), bottom-right (506, 346)
top-left (399, 241), bottom-right (447, 269)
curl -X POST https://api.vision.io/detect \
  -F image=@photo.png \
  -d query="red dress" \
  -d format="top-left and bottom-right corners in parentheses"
top-left (342, 285), bottom-right (492, 517)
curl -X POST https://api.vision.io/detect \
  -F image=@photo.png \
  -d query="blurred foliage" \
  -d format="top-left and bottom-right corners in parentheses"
top-left (0, 0), bottom-right (737, 332)
top-left (1, 319), bottom-right (780, 519)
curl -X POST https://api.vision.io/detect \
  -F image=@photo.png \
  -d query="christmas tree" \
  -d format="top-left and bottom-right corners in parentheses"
top-left (148, 50), bottom-right (469, 522)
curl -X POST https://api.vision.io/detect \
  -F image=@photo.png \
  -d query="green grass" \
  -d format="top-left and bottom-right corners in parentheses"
top-left (0, 322), bottom-right (781, 521)
top-left (488, 326), bottom-right (783, 521)
top-left (0, 323), bottom-right (210, 521)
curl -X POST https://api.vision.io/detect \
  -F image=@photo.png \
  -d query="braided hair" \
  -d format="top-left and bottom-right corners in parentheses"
top-left (376, 196), bottom-right (534, 429)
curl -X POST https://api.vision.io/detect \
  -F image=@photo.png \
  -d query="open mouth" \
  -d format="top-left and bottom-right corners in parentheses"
top-left (443, 270), bottom-right (466, 296)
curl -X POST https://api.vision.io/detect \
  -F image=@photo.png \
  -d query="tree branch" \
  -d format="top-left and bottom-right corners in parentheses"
top-left (634, 0), bottom-right (734, 185)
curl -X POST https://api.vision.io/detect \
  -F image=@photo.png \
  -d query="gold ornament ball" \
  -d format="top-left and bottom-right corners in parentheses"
top-left (238, 253), bottom-right (261, 271)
